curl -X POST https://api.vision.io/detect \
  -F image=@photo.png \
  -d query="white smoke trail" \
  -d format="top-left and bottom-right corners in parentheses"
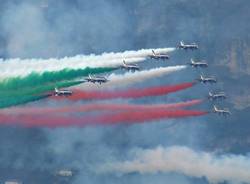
top-left (100, 146), bottom-right (250, 184)
top-left (0, 57), bottom-right (144, 79)
top-left (75, 65), bottom-right (186, 90)
top-left (0, 47), bottom-right (175, 79)
top-left (97, 47), bottom-right (175, 59)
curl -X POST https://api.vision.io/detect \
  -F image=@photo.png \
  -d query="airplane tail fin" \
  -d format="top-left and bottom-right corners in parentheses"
top-left (189, 59), bottom-right (195, 66)
top-left (213, 105), bottom-right (218, 112)
top-left (54, 87), bottom-right (59, 96)
top-left (103, 74), bottom-right (110, 82)
top-left (177, 41), bottom-right (183, 48)
top-left (208, 92), bottom-right (213, 99)
top-left (105, 74), bottom-right (110, 80)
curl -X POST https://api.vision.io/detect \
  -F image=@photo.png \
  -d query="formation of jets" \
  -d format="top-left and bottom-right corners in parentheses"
top-left (16, 40), bottom-right (232, 183)
top-left (53, 40), bottom-right (231, 117)
top-left (184, 45), bottom-right (231, 116)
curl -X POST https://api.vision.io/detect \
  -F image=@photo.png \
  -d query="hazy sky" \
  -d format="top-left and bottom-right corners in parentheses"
top-left (0, 0), bottom-right (249, 184)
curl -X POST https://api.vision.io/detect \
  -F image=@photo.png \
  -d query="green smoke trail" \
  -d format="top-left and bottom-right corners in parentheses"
top-left (0, 67), bottom-right (115, 91)
top-left (0, 67), bottom-right (115, 108)
top-left (0, 80), bottom-right (83, 108)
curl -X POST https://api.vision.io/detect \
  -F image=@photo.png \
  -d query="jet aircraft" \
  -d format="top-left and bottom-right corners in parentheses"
top-left (197, 75), bottom-right (217, 84)
top-left (54, 87), bottom-right (72, 96)
top-left (213, 105), bottom-right (231, 116)
top-left (55, 169), bottom-right (73, 177)
top-left (208, 92), bottom-right (226, 101)
top-left (189, 59), bottom-right (208, 68)
top-left (120, 60), bottom-right (140, 71)
top-left (177, 41), bottom-right (198, 50)
top-left (84, 74), bottom-right (109, 84)
top-left (149, 50), bottom-right (169, 60)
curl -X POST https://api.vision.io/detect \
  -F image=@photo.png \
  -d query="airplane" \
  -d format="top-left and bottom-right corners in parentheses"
top-left (177, 41), bottom-right (198, 50)
top-left (197, 75), bottom-right (217, 84)
top-left (55, 169), bottom-right (73, 177)
top-left (84, 74), bottom-right (109, 84)
top-left (213, 105), bottom-right (231, 116)
top-left (149, 50), bottom-right (170, 60)
top-left (54, 87), bottom-right (72, 96)
top-left (189, 59), bottom-right (208, 68)
top-left (208, 91), bottom-right (226, 101)
top-left (120, 60), bottom-right (140, 71)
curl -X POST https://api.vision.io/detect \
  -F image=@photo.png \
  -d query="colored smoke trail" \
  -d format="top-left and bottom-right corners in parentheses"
top-left (0, 67), bottom-right (115, 90)
top-left (0, 109), bottom-right (207, 128)
top-left (0, 94), bottom-right (51, 109)
top-left (0, 47), bottom-right (174, 79)
top-left (2, 99), bottom-right (203, 115)
top-left (0, 57), bottom-right (144, 79)
top-left (95, 109), bottom-right (208, 126)
top-left (76, 65), bottom-right (187, 90)
top-left (0, 67), bottom-right (114, 108)
top-left (0, 80), bottom-right (83, 108)
top-left (56, 82), bottom-right (194, 101)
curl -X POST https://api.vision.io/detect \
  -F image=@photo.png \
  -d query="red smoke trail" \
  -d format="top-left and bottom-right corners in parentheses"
top-left (0, 109), bottom-right (207, 128)
top-left (96, 109), bottom-right (208, 125)
top-left (52, 82), bottom-right (195, 101)
top-left (3, 99), bottom-right (203, 115)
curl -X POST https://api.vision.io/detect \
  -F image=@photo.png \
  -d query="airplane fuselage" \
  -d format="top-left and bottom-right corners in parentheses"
top-left (200, 78), bottom-right (217, 84)
top-left (121, 65), bottom-right (140, 71)
top-left (213, 106), bottom-right (231, 116)
top-left (209, 94), bottom-right (226, 100)
top-left (86, 77), bottom-right (108, 84)
top-left (178, 42), bottom-right (198, 50)
top-left (55, 170), bottom-right (73, 177)
top-left (180, 45), bottom-right (198, 50)
top-left (190, 62), bottom-right (208, 68)
top-left (55, 90), bottom-right (72, 96)
top-left (150, 55), bottom-right (169, 60)
top-left (149, 50), bottom-right (169, 60)
top-left (214, 110), bottom-right (231, 116)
